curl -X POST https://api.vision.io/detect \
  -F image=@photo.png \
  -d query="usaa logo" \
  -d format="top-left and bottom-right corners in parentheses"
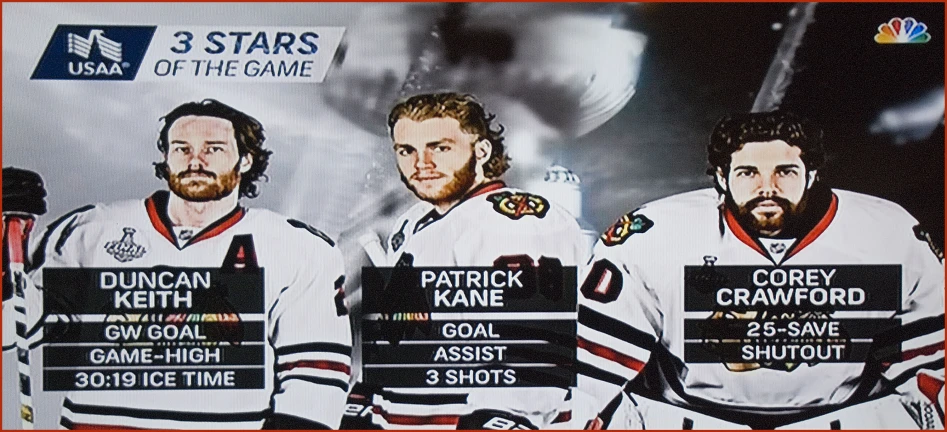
top-left (32, 25), bottom-right (156, 81)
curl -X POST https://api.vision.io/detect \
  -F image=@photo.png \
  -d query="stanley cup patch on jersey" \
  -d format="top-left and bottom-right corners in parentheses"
top-left (601, 212), bottom-right (653, 246)
top-left (487, 191), bottom-right (550, 220)
top-left (103, 227), bottom-right (147, 262)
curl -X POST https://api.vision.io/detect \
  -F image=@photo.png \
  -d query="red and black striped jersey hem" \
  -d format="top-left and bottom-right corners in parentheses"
top-left (578, 305), bottom-right (657, 350)
top-left (273, 341), bottom-right (352, 357)
top-left (372, 406), bottom-right (460, 426)
top-left (575, 358), bottom-right (630, 386)
top-left (377, 391), bottom-right (469, 405)
top-left (62, 397), bottom-right (266, 423)
top-left (145, 190), bottom-right (246, 249)
top-left (277, 359), bottom-right (351, 375)
top-left (277, 375), bottom-right (350, 392)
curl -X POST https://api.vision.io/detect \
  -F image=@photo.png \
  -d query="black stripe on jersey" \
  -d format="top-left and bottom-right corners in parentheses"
top-left (875, 314), bottom-right (944, 345)
top-left (62, 398), bottom-right (266, 422)
top-left (378, 391), bottom-right (469, 405)
top-left (866, 314), bottom-right (944, 363)
top-left (274, 342), bottom-right (352, 357)
top-left (597, 392), bottom-right (627, 428)
top-left (287, 219), bottom-right (335, 247)
top-left (28, 205), bottom-right (94, 272)
top-left (14, 306), bottom-right (26, 314)
top-left (887, 357), bottom-right (946, 388)
top-left (578, 305), bottom-right (656, 350)
top-left (279, 375), bottom-right (349, 392)
top-left (574, 360), bottom-right (627, 386)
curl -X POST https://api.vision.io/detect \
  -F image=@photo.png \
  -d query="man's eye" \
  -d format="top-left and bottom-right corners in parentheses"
top-left (172, 147), bottom-right (189, 153)
top-left (434, 146), bottom-right (450, 152)
top-left (735, 171), bottom-right (753, 177)
top-left (777, 169), bottom-right (797, 177)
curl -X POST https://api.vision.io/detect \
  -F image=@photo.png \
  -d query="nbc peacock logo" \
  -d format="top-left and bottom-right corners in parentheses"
top-left (874, 17), bottom-right (931, 44)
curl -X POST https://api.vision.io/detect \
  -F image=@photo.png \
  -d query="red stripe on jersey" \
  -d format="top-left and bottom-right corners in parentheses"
top-left (68, 423), bottom-right (146, 430)
top-left (372, 406), bottom-right (459, 426)
top-left (552, 410), bottom-right (572, 424)
top-left (723, 209), bottom-right (766, 256)
top-left (577, 336), bottom-right (645, 372)
top-left (902, 341), bottom-right (945, 361)
top-left (468, 180), bottom-right (507, 199)
top-left (786, 193), bottom-right (838, 259)
top-left (917, 372), bottom-right (945, 404)
top-left (189, 208), bottom-right (245, 245)
top-left (277, 360), bottom-right (351, 375)
top-left (145, 197), bottom-right (175, 244)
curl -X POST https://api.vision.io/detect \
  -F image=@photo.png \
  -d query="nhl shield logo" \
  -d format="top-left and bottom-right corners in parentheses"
top-left (487, 191), bottom-right (550, 220)
top-left (104, 227), bottom-right (147, 262)
top-left (768, 242), bottom-right (786, 254)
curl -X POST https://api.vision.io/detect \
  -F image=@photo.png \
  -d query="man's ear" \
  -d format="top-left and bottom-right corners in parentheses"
top-left (715, 167), bottom-right (728, 192)
top-left (239, 154), bottom-right (252, 174)
top-left (806, 170), bottom-right (817, 189)
top-left (474, 139), bottom-right (492, 163)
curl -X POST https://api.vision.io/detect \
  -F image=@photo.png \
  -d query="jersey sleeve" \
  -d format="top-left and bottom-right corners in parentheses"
top-left (267, 237), bottom-right (353, 429)
top-left (22, 206), bottom-right (95, 350)
top-left (880, 219), bottom-right (944, 397)
top-left (575, 236), bottom-right (662, 421)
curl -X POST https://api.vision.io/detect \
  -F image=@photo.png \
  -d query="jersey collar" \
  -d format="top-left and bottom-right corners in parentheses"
top-left (723, 189), bottom-right (838, 264)
top-left (414, 180), bottom-right (506, 233)
top-left (145, 191), bottom-right (246, 249)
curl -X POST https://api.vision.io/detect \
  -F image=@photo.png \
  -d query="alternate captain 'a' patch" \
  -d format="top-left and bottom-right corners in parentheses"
top-left (601, 212), bottom-right (653, 246)
top-left (487, 191), bottom-right (550, 220)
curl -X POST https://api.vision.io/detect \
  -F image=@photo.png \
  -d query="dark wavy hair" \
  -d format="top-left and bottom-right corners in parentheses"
top-left (708, 111), bottom-right (826, 188)
top-left (154, 99), bottom-right (271, 198)
top-left (387, 92), bottom-right (511, 179)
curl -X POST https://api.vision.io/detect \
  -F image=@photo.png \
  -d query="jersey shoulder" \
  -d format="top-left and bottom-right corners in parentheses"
top-left (830, 189), bottom-right (934, 254)
top-left (832, 189), bottom-right (919, 226)
top-left (598, 188), bottom-right (719, 248)
top-left (247, 208), bottom-right (338, 250)
top-left (465, 187), bottom-right (580, 230)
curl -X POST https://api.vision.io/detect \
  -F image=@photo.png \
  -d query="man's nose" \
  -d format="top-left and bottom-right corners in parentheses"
top-left (758, 173), bottom-right (777, 196)
top-left (415, 149), bottom-right (435, 169)
top-left (186, 151), bottom-right (208, 168)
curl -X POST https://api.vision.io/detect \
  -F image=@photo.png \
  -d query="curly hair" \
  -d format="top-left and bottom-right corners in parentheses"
top-left (388, 93), bottom-right (511, 179)
top-left (154, 99), bottom-right (272, 199)
top-left (708, 111), bottom-right (826, 179)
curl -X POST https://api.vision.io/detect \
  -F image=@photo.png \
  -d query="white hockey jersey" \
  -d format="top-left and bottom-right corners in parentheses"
top-left (369, 181), bottom-right (590, 429)
top-left (19, 191), bottom-right (352, 429)
top-left (576, 187), bottom-right (944, 428)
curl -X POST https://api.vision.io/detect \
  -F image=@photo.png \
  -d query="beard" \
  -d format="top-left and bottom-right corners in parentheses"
top-left (729, 194), bottom-right (806, 236)
top-left (168, 166), bottom-right (241, 202)
top-left (400, 154), bottom-right (478, 207)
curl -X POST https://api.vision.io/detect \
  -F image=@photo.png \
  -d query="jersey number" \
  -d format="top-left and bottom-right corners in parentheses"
top-left (580, 259), bottom-right (623, 303)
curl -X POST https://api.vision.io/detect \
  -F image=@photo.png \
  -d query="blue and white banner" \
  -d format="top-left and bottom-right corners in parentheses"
top-left (32, 25), bottom-right (344, 82)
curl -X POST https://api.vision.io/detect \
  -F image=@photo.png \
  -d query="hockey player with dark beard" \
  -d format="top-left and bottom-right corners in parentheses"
top-left (345, 93), bottom-right (590, 429)
top-left (576, 111), bottom-right (944, 429)
top-left (2, 100), bottom-right (352, 429)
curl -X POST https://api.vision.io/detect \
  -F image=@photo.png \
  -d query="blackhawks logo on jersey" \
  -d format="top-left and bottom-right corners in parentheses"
top-left (601, 212), bottom-right (653, 246)
top-left (488, 191), bottom-right (550, 220)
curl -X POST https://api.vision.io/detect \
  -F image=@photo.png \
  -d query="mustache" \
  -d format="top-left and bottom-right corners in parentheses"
top-left (410, 172), bottom-right (445, 181)
top-left (745, 195), bottom-right (792, 210)
top-left (175, 168), bottom-right (217, 179)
